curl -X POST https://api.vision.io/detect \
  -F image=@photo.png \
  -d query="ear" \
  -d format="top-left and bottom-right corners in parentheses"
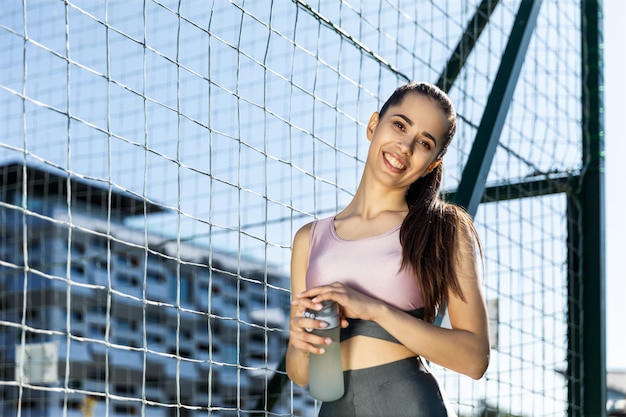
top-left (423, 159), bottom-right (442, 176)
top-left (366, 112), bottom-right (379, 141)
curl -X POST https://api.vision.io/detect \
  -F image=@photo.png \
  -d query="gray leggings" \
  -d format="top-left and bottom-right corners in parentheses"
top-left (318, 357), bottom-right (457, 417)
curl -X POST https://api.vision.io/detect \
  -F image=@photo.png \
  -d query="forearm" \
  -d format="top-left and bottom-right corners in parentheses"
top-left (373, 303), bottom-right (490, 379)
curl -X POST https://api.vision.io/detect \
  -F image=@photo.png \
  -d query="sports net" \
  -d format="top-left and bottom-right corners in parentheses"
top-left (0, 1), bottom-right (589, 416)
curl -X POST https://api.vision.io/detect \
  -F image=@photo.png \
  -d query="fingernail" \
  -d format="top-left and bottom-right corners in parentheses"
top-left (319, 348), bottom-right (326, 354)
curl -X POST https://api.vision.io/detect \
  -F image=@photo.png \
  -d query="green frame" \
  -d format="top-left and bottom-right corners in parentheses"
top-left (260, 1), bottom-right (606, 415)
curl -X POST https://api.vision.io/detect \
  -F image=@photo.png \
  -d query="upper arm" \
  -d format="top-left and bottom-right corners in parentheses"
top-left (290, 222), bottom-right (312, 307)
top-left (286, 222), bottom-right (313, 384)
top-left (446, 220), bottom-right (490, 349)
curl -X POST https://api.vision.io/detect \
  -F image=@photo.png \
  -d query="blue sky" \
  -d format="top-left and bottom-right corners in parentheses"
top-left (0, 0), bottom-right (620, 379)
top-left (603, 0), bottom-right (625, 371)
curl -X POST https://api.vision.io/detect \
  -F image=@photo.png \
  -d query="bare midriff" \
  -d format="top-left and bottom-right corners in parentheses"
top-left (340, 335), bottom-right (416, 370)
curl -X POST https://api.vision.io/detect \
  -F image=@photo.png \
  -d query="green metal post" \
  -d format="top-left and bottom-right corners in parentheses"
top-left (568, 192), bottom-right (583, 417)
top-left (436, 0), bottom-right (500, 92)
top-left (453, 0), bottom-right (543, 215)
top-left (579, 0), bottom-right (607, 415)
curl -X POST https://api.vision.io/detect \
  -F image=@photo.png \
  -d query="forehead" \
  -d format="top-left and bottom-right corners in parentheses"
top-left (389, 92), bottom-right (441, 113)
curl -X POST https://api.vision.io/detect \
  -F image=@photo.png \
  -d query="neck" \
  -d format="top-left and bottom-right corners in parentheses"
top-left (340, 177), bottom-right (408, 220)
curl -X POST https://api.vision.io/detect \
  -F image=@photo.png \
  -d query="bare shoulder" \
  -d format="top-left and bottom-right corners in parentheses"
top-left (290, 221), bottom-right (314, 295)
top-left (293, 221), bottom-right (313, 249)
top-left (449, 204), bottom-right (480, 255)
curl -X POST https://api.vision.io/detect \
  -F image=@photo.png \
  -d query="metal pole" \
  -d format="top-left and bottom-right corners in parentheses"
top-left (579, 0), bottom-right (607, 415)
top-left (453, 0), bottom-right (543, 216)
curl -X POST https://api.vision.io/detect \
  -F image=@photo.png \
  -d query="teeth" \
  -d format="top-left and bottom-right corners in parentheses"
top-left (385, 153), bottom-right (405, 169)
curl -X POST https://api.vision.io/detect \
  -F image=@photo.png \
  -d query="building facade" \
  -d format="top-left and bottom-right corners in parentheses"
top-left (0, 162), bottom-right (312, 416)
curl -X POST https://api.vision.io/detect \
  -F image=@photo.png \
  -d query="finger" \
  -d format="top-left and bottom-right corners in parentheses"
top-left (290, 337), bottom-right (329, 355)
top-left (307, 283), bottom-right (349, 302)
top-left (293, 296), bottom-right (324, 312)
top-left (296, 285), bottom-right (335, 300)
top-left (292, 315), bottom-right (329, 332)
top-left (289, 328), bottom-right (332, 354)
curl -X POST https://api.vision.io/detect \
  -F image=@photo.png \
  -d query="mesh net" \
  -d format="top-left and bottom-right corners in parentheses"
top-left (1, 1), bottom-right (585, 416)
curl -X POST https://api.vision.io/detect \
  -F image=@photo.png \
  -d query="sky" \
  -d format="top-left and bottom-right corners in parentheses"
top-left (603, 0), bottom-right (625, 371)
top-left (0, 0), bottom-right (621, 381)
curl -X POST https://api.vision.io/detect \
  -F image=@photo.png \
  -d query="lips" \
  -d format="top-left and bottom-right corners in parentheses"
top-left (384, 152), bottom-right (406, 170)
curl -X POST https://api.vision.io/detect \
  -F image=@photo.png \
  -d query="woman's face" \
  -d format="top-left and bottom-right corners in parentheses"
top-left (365, 93), bottom-right (448, 189)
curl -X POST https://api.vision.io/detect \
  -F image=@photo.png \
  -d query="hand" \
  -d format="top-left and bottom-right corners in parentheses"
top-left (289, 294), bottom-right (335, 355)
top-left (295, 282), bottom-right (382, 323)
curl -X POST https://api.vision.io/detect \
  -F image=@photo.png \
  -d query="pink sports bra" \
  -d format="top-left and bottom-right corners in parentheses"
top-left (306, 217), bottom-right (426, 343)
top-left (306, 216), bottom-right (424, 311)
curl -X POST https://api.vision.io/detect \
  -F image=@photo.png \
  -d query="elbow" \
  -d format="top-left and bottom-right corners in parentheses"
top-left (455, 340), bottom-right (490, 380)
top-left (287, 369), bottom-right (307, 388)
top-left (293, 379), bottom-right (308, 388)
top-left (466, 351), bottom-right (490, 380)
top-left (286, 362), bottom-right (309, 388)
top-left (286, 342), bottom-right (314, 387)
top-left (463, 331), bottom-right (491, 380)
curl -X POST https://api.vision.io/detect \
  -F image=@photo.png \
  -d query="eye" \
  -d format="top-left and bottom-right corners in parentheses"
top-left (394, 121), bottom-right (406, 131)
top-left (416, 139), bottom-right (432, 150)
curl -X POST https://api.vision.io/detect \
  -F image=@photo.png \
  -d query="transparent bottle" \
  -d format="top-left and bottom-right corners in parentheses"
top-left (304, 300), bottom-right (344, 401)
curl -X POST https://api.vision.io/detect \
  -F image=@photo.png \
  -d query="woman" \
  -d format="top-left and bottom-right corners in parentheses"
top-left (286, 82), bottom-right (490, 416)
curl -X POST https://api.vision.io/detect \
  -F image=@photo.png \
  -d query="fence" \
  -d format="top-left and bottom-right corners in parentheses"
top-left (0, 1), bottom-right (604, 416)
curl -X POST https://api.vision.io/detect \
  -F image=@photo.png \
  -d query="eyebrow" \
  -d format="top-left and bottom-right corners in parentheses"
top-left (391, 113), bottom-right (439, 146)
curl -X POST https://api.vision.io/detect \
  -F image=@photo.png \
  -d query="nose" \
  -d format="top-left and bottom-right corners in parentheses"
top-left (397, 138), bottom-right (413, 155)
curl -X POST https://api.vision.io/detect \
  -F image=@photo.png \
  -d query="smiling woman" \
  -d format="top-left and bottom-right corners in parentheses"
top-left (365, 93), bottom-right (445, 186)
top-left (286, 82), bottom-right (490, 417)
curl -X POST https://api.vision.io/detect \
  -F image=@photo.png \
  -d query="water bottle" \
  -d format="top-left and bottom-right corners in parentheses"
top-left (304, 300), bottom-right (344, 401)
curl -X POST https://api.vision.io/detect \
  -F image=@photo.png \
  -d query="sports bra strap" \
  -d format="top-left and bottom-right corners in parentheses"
top-left (340, 308), bottom-right (425, 344)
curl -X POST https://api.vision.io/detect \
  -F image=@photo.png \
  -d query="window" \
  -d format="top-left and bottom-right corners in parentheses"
top-left (117, 272), bottom-right (139, 287)
top-left (146, 270), bottom-right (165, 284)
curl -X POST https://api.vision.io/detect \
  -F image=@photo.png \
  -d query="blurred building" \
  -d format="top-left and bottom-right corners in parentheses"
top-left (0, 161), bottom-right (311, 416)
top-left (608, 371), bottom-right (626, 416)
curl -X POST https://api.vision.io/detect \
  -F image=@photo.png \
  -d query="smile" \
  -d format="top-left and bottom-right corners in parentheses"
top-left (384, 152), bottom-right (406, 170)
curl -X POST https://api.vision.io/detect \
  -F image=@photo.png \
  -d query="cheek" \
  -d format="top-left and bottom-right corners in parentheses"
top-left (413, 157), bottom-right (438, 179)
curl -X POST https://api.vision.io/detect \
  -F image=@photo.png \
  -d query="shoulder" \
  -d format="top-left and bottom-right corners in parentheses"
top-left (434, 200), bottom-right (480, 256)
top-left (454, 206), bottom-right (480, 251)
top-left (293, 219), bottom-right (323, 259)
top-left (293, 216), bottom-right (334, 245)
top-left (438, 201), bottom-right (477, 237)
top-left (293, 221), bottom-right (314, 247)
top-left (290, 221), bottom-right (315, 291)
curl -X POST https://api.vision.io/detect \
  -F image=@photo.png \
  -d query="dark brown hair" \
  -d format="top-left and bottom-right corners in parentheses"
top-left (380, 82), bottom-right (480, 322)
